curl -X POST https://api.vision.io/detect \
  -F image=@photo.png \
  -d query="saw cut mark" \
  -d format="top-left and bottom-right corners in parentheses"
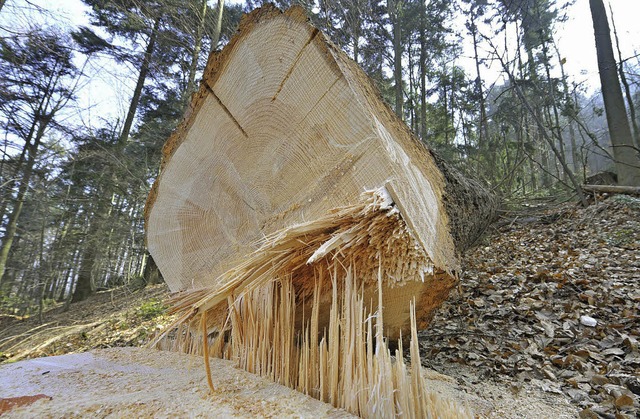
top-left (204, 82), bottom-right (248, 138)
top-left (271, 28), bottom-right (320, 103)
top-left (298, 75), bottom-right (342, 127)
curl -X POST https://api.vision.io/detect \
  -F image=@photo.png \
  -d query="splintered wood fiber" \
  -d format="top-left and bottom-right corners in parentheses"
top-left (143, 5), bottom-right (493, 417)
top-left (153, 190), bottom-right (472, 418)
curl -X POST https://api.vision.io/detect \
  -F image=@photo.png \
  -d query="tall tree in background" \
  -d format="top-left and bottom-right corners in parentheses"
top-left (81, 0), bottom-right (165, 146)
top-left (68, 0), bottom-right (167, 301)
top-left (589, 0), bottom-right (640, 186)
top-left (0, 30), bottom-right (79, 287)
top-left (72, 0), bottom-right (174, 301)
top-left (211, 0), bottom-right (225, 52)
top-left (389, 0), bottom-right (403, 117)
top-left (184, 0), bottom-right (209, 102)
top-left (2, 0), bottom-right (639, 315)
top-left (500, 0), bottom-right (554, 187)
top-left (465, 2), bottom-right (488, 154)
top-left (608, 5), bottom-right (640, 149)
top-left (69, 0), bottom-right (243, 302)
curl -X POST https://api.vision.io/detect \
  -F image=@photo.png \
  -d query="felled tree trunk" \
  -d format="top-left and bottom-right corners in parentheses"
top-left (145, 5), bottom-right (494, 417)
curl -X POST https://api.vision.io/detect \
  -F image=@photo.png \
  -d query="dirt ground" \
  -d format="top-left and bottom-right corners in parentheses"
top-left (1, 195), bottom-right (638, 417)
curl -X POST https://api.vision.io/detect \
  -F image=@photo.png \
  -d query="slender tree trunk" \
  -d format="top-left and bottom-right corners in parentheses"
top-left (609, 4), bottom-right (640, 149)
top-left (526, 131), bottom-right (537, 192)
top-left (56, 267), bottom-right (71, 302)
top-left (471, 21), bottom-right (488, 150)
top-left (352, 28), bottom-right (359, 64)
top-left (71, 188), bottom-right (113, 302)
top-left (72, 218), bottom-right (101, 302)
top-left (46, 204), bottom-right (75, 298)
top-left (118, 16), bottom-right (161, 146)
top-left (389, 0), bottom-right (403, 118)
top-left (407, 44), bottom-right (417, 132)
top-left (554, 42), bottom-right (581, 174)
top-left (542, 41), bottom-right (568, 182)
top-left (0, 118), bottom-right (48, 285)
top-left (210, 0), bottom-right (225, 52)
top-left (349, 2), bottom-right (362, 64)
top-left (37, 205), bottom-right (48, 322)
top-left (0, 106), bottom-right (42, 222)
top-left (450, 67), bottom-right (455, 146)
top-left (185, 0), bottom-right (208, 105)
top-left (419, 8), bottom-right (427, 140)
top-left (589, 0), bottom-right (640, 186)
top-left (443, 80), bottom-right (449, 144)
top-left (525, 48), bottom-right (551, 188)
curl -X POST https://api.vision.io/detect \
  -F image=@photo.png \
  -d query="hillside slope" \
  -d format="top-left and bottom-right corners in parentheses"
top-left (1, 195), bottom-right (637, 417)
top-left (424, 195), bottom-right (639, 418)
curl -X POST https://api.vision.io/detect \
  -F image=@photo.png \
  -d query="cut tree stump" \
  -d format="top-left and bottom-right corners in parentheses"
top-left (145, 5), bottom-right (494, 333)
top-left (144, 5), bottom-right (493, 417)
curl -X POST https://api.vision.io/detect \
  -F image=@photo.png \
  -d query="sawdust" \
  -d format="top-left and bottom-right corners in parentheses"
top-left (0, 346), bottom-right (580, 418)
top-left (0, 347), bottom-right (352, 418)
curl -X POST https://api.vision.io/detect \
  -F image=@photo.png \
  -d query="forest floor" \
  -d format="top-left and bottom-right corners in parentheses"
top-left (0, 194), bottom-right (638, 418)
top-left (423, 194), bottom-right (639, 418)
top-left (0, 284), bottom-right (172, 363)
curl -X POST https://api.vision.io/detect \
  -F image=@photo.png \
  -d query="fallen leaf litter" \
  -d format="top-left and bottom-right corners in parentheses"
top-left (422, 195), bottom-right (639, 418)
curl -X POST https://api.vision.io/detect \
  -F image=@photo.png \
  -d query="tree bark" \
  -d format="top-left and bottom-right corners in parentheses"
top-left (582, 184), bottom-right (640, 195)
top-left (419, 6), bottom-right (427, 140)
top-left (589, 0), bottom-right (640, 186)
top-left (609, 4), bottom-right (640, 149)
top-left (470, 21), bottom-right (488, 151)
top-left (71, 226), bottom-right (99, 302)
top-left (71, 190), bottom-right (113, 302)
top-left (554, 41), bottom-right (581, 174)
top-left (542, 40), bottom-right (568, 182)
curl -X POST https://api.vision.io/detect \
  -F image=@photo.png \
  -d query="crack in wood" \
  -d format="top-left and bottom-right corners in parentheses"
top-left (204, 82), bottom-right (248, 138)
top-left (298, 75), bottom-right (342, 126)
top-left (271, 28), bottom-right (320, 103)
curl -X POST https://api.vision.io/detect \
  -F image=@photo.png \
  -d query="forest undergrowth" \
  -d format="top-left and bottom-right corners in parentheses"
top-left (0, 194), bottom-right (637, 417)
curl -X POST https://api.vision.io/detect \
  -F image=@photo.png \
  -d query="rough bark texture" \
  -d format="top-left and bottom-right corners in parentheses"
top-left (429, 151), bottom-right (497, 253)
top-left (145, 5), bottom-right (495, 330)
top-left (589, 0), bottom-right (640, 186)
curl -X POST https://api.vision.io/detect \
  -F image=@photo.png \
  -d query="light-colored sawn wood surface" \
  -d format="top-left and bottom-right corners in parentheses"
top-left (145, 6), bottom-right (458, 295)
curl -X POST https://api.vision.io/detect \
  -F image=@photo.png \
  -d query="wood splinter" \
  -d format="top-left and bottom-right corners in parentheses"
top-left (145, 5), bottom-right (495, 417)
